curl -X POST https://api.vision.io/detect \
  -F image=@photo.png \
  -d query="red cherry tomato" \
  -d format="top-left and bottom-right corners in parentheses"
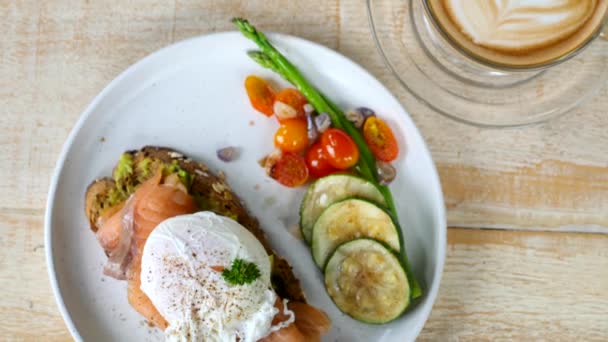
top-left (305, 142), bottom-right (337, 178)
top-left (320, 128), bottom-right (359, 169)
top-left (274, 88), bottom-right (307, 122)
top-left (245, 75), bottom-right (275, 116)
top-left (363, 117), bottom-right (399, 162)
top-left (270, 152), bottom-right (309, 187)
top-left (274, 119), bottom-right (309, 153)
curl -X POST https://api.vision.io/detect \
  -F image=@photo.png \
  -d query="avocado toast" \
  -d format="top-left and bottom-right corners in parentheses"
top-left (85, 146), bottom-right (307, 328)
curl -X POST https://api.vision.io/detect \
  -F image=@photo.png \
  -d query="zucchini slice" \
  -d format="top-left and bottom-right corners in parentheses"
top-left (324, 238), bottom-right (410, 323)
top-left (311, 198), bottom-right (400, 268)
top-left (299, 175), bottom-right (386, 244)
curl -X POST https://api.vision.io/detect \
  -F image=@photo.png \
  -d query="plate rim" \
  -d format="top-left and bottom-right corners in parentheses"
top-left (44, 30), bottom-right (447, 341)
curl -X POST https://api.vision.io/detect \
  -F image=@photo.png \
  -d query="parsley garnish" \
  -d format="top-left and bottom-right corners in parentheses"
top-left (221, 258), bottom-right (261, 285)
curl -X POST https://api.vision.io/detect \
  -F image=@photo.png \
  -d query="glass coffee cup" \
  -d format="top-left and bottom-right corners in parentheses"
top-left (367, 0), bottom-right (608, 127)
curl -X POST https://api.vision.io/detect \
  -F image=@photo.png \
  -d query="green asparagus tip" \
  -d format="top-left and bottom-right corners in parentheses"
top-left (247, 50), bottom-right (272, 66)
top-left (247, 50), bottom-right (270, 65)
top-left (247, 50), bottom-right (287, 81)
top-left (231, 17), bottom-right (246, 26)
top-left (231, 17), bottom-right (257, 39)
top-left (246, 50), bottom-right (264, 59)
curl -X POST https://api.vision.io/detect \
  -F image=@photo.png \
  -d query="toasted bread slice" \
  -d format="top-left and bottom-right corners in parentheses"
top-left (85, 146), bottom-right (306, 302)
top-left (85, 178), bottom-right (116, 231)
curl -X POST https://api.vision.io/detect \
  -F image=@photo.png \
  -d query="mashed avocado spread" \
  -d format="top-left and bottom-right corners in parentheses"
top-left (105, 154), bottom-right (192, 208)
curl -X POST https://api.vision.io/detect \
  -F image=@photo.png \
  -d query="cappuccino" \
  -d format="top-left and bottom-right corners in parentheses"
top-left (427, 0), bottom-right (608, 68)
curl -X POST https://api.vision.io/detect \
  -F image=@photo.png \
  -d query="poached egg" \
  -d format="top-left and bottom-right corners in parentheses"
top-left (140, 212), bottom-right (293, 341)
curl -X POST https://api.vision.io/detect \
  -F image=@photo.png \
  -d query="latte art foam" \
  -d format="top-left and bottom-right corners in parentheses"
top-left (443, 0), bottom-right (598, 52)
top-left (428, 0), bottom-right (608, 67)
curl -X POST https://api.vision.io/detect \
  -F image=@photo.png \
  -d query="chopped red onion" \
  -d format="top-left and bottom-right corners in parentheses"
top-left (357, 107), bottom-right (376, 118)
top-left (303, 103), bottom-right (314, 114)
top-left (314, 113), bottom-right (331, 133)
top-left (377, 161), bottom-right (396, 184)
top-left (306, 113), bottom-right (319, 143)
top-left (345, 109), bottom-right (365, 128)
top-left (217, 146), bottom-right (238, 162)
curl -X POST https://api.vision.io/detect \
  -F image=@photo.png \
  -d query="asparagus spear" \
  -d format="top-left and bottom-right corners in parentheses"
top-left (234, 18), bottom-right (422, 300)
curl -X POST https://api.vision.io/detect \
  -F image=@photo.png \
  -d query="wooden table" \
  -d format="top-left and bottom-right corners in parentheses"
top-left (2, 1), bottom-right (607, 341)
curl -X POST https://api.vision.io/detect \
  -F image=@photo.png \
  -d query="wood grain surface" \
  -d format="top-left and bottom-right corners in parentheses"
top-left (1, 0), bottom-right (607, 341)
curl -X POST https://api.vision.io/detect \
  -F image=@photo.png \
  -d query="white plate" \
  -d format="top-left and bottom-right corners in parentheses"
top-left (45, 32), bottom-right (446, 341)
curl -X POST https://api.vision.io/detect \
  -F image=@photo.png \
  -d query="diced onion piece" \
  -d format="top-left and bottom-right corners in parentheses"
top-left (314, 113), bottom-right (331, 133)
top-left (357, 107), bottom-right (375, 118)
top-left (303, 103), bottom-right (314, 114)
top-left (307, 114), bottom-right (319, 144)
top-left (345, 109), bottom-right (365, 128)
top-left (274, 101), bottom-right (298, 121)
top-left (377, 161), bottom-right (396, 184)
top-left (217, 146), bottom-right (238, 162)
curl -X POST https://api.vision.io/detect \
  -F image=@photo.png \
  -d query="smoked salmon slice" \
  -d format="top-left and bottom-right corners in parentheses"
top-left (96, 171), bottom-right (197, 329)
top-left (128, 240), bottom-right (169, 330)
top-left (261, 324), bottom-right (307, 342)
top-left (288, 301), bottom-right (331, 341)
top-left (261, 298), bottom-right (331, 342)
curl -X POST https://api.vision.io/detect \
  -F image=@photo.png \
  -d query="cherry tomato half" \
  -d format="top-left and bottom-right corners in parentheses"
top-left (320, 128), bottom-right (359, 169)
top-left (363, 117), bottom-right (399, 162)
top-left (270, 152), bottom-right (309, 187)
top-left (274, 88), bottom-right (307, 122)
top-left (245, 75), bottom-right (275, 116)
top-left (274, 118), bottom-right (309, 153)
top-left (305, 142), bottom-right (337, 178)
